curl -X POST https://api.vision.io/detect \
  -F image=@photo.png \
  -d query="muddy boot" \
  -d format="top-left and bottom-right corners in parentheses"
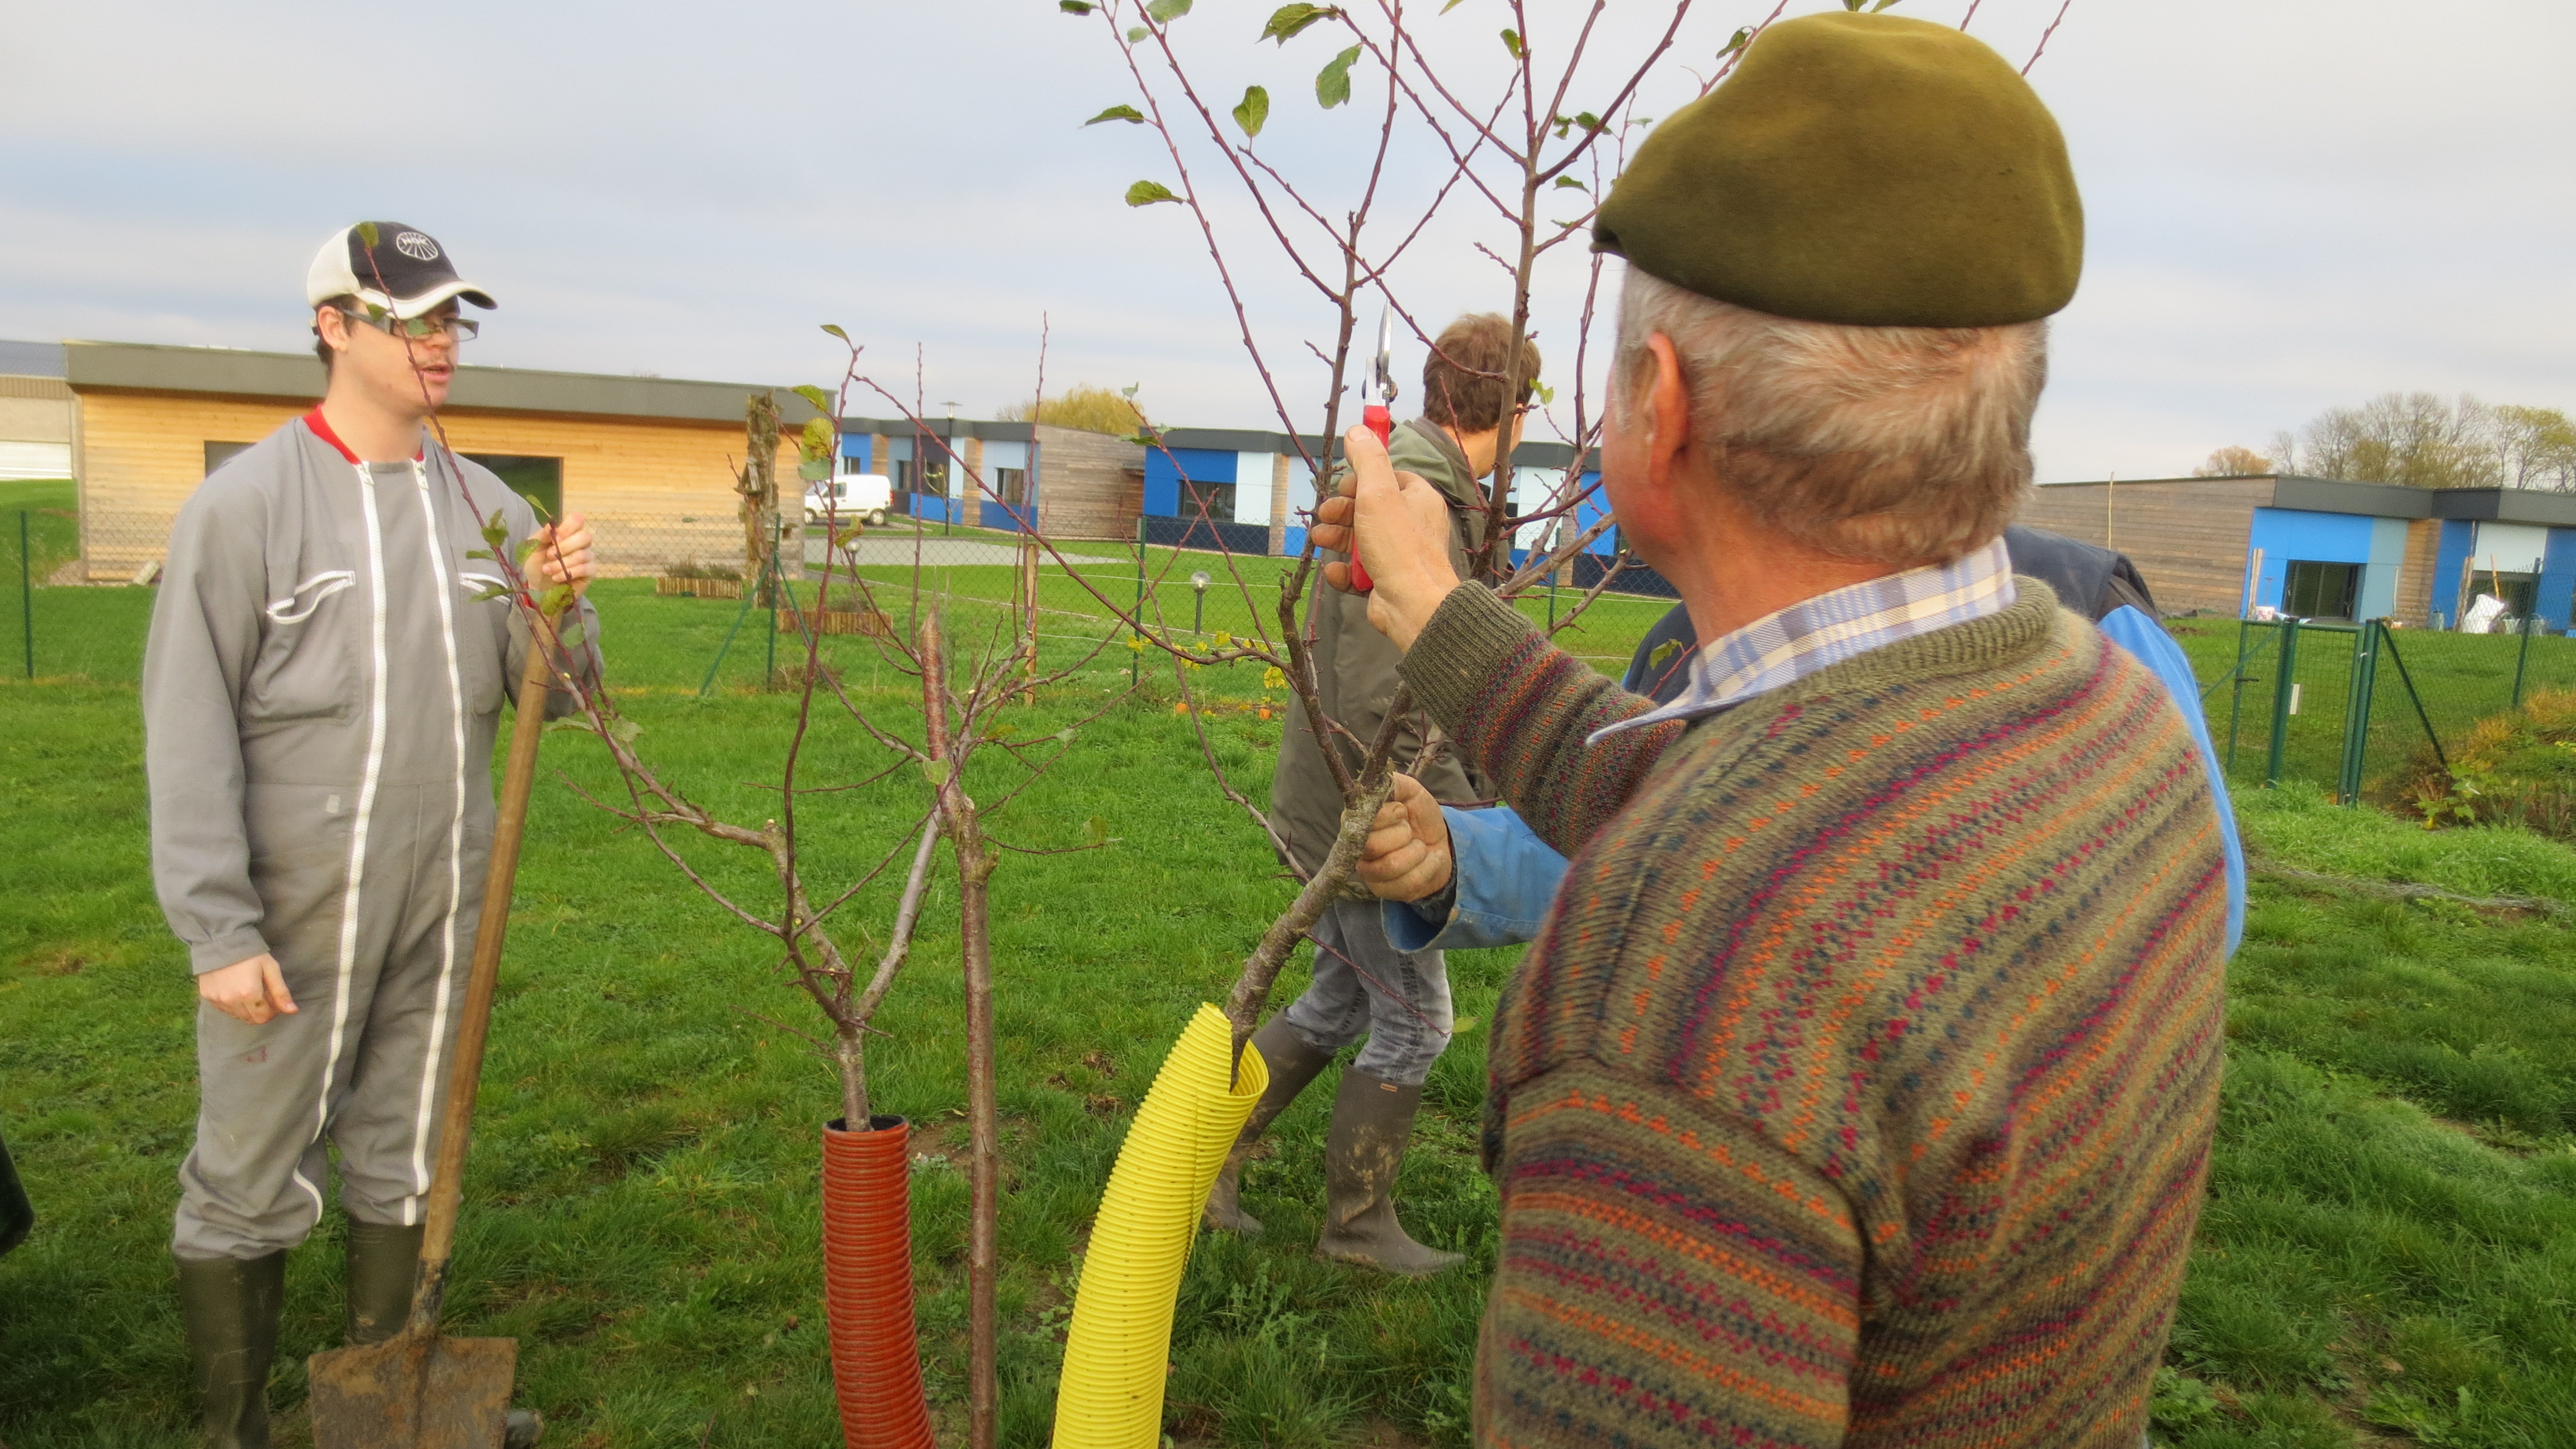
top-left (1315, 1068), bottom-right (1463, 1277)
top-left (342, 1219), bottom-right (425, 1345)
top-left (1203, 1016), bottom-right (1335, 1236)
top-left (176, 1250), bottom-right (286, 1449)
top-left (344, 1221), bottom-right (543, 1447)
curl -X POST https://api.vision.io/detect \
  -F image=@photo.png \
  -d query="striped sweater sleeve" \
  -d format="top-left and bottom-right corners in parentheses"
top-left (1398, 583), bottom-right (1686, 858)
top-left (1479, 1062), bottom-right (1861, 1448)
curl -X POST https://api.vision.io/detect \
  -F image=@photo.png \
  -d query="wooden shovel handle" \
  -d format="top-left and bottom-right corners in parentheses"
top-left (407, 598), bottom-right (568, 1337)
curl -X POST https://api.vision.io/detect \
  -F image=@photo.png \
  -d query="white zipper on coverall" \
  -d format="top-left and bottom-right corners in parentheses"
top-left (295, 461), bottom-right (393, 1218)
top-left (405, 457), bottom-right (471, 1221)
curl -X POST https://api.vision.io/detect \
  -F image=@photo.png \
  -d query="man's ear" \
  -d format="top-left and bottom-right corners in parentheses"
top-left (314, 306), bottom-right (349, 357)
top-left (1643, 332), bottom-right (1692, 490)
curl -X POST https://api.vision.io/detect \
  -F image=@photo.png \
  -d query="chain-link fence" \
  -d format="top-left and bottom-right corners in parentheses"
top-left (2196, 617), bottom-right (2576, 806)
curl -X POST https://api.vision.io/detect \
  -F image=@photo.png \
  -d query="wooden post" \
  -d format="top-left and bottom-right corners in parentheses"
top-left (738, 393), bottom-right (783, 606)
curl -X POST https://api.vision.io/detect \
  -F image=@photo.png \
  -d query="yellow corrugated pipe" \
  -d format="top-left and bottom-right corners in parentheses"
top-left (1052, 1003), bottom-right (1269, 1448)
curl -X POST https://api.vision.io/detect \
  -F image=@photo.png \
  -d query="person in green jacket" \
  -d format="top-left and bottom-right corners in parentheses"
top-left (1207, 312), bottom-right (1539, 1275)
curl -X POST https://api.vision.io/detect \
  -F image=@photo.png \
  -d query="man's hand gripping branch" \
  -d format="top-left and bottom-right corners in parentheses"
top-left (1311, 424), bottom-right (1471, 901)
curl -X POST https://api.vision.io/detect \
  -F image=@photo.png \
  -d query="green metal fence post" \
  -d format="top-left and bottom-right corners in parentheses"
top-left (1132, 514), bottom-right (1147, 687)
top-left (2512, 612), bottom-right (2535, 709)
top-left (18, 512), bottom-right (31, 680)
top-left (2224, 617), bottom-right (2253, 773)
top-left (764, 517), bottom-right (780, 686)
top-left (2265, 616), bottom-right (2303, 788)
top-left (2336, 620), bottom-right (2380, 805)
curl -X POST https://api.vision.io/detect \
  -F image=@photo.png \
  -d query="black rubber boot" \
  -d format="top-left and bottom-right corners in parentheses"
top-left (1202, 1016), bottom-right (1336, 1237)
top-left (176, 1251), bottom-right (286, 1449)
top-left (342, 1219), bottom-right (425, 1345)
top-left (343, 1221), bottom-right (543, 1447)
top-left (1315, 1068), bottom-right (1464, 1277)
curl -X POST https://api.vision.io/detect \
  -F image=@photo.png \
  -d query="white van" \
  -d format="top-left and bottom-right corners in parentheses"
top-left (803, 468), bottom-right (892, 527)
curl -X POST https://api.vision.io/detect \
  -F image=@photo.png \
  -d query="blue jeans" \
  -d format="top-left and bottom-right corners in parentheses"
top-left (1281, 896), bottom-right (1455, 1086)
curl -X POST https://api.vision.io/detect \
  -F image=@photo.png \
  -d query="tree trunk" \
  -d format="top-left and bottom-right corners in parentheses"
top-left (740, 392), bottom-right (783, 605)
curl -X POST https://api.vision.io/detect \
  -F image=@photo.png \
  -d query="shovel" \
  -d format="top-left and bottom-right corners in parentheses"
top-left (308, 600), bottom-right (571, 1447)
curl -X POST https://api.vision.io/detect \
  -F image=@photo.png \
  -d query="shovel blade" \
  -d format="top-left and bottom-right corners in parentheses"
top-left (307, 1334), bottom-right (517, 1449)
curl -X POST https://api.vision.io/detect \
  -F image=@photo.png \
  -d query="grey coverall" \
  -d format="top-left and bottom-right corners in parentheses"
top-left (1268, 419), bottom-right (1491, 1086)
top-left (144, 414), bottom-right (597, 1261)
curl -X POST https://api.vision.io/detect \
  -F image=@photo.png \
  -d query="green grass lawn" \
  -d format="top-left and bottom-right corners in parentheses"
top-left (4, 586), bottom-right (2575, 1447)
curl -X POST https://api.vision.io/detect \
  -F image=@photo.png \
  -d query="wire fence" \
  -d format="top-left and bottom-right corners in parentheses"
top-left (2191, 616), bottom-right (2576, 808)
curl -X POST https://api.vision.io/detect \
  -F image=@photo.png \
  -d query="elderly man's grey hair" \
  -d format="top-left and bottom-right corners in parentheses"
top-left (1612, 266), bottom-right (2047, 567)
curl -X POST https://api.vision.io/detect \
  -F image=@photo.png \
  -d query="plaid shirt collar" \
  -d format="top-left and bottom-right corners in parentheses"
top-left (1589, 536), bottom-right (2017, 743)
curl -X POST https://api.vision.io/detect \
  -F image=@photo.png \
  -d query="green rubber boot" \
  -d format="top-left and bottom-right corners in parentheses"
top-left (1315, 1068), bottom-right (1464, 1277)
top-left (176, 1251), bottom-right (286, 1449)
top-left (343, 1220), bottom-right (545, 1447)
top-left (343, 1219), bottom-right (425, 1346)
top-left (1202, 1016), bottom-right (1336, 1237)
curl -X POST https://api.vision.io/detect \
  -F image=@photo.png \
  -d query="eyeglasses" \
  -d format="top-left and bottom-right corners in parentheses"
top-left (340, 307), bottom-right (480, 342)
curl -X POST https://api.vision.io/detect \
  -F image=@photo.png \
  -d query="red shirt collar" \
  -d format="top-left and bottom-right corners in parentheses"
top-left (303, 407), bottom-right (424, 465)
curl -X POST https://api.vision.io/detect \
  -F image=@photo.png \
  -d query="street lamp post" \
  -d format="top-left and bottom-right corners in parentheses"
top-left (1190, 570), bottom-right (1210, 636)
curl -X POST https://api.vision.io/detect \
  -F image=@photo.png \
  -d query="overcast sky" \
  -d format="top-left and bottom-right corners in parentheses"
top-left (3, 0), bottom-right (2570, 482)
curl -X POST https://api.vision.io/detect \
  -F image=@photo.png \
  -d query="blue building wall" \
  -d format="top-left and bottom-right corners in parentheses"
top-left (2431, 519), bottom-right (2476, 627)
top-left (2246, 506), bottom-right (2384, 615)
top-left (838, 433), bottom-right (872, 470)
top-left (2358, 517), bottom-right (2408, 619)
top-left (2542, 529), bottom-right (2576, 629)
top-left (1143, 447), bottom-right (1237, 518)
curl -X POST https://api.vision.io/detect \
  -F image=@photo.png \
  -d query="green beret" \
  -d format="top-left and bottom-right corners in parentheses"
top-left (1594, 11), bottom-right (2082, 328)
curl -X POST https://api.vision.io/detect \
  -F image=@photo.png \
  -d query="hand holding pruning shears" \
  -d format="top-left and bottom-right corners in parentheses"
top-left (1346, 309), bottom-right (1396, 594)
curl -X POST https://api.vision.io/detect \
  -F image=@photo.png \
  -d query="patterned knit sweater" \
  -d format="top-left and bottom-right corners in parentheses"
top-left (1398, 581), bottom-right (2228, 1449)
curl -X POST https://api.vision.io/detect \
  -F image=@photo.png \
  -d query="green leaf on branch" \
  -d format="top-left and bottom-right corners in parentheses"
top-left (1440, 0), bottom-right (1472, 11)
top-left (356, 221), bottom-right (380, 248)
top-left (545, 717), bottom-right (598, 736)
top-left (1083, 104), bottom-right (1146, 126)
top-left (466, 581), bottom-right (513, 603)
top-left (1260, 3), bottom-right (1339, 42)
top-left (465, 548), bottom-right (493, 561)
top-left (1056, 727), bottom-right (1077, 745)
top-left (1869, 0), bottom-right (1905, 11)
top-left (801, 416), bottom-right (835, 462)
top-left (558, 617), bottom-right (588, 651)
top-left (1232, 84), bottom-right (1270, 139)
top-left (1573, 110), bottom-right (1601, 132)
top-left (1059, 1), bottom-right (1093, 12)
top-left (1083, 815), bottom-right (1110, 847)
top-left (1720, 26), bottom-right (1750, 56)
top-left (922, 758), bottom-right (952, 788)
top-left (1145, 0), bottom-right (1192, 20)
top-left (1648, 637), bottom-right (1683, 669)
top-left (481, 516), bottom-right (510, 553)
top-left (790, 384), bottom-right (834, 415)
top-left (1553, 175), bottom-right (1587, 190)
top-left (610, 717), bottom-right (642, 745)
top-left (820, 323), bottom-right (849, 341)
top-left (1315, 44), bottom-right (1361, 107)
top-left (539, 584), bottom-right (576, 616)
top-left (1532, 381), bottom-right (1556, 405)
top-left (1124, 179), bottom-right (1181, 207)
top-left (1126, 25), bottom-right (1149, 41)
top-left (1500, 28), bottom-right (1523, 59)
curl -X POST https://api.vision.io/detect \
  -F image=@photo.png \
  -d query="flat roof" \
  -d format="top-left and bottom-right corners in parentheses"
top-left (59, 340), bottom-right (832, 427)
top-left (2042, 472), bottom-right (2576, 528)
top-left (0, 340), bottom-right (67, 378)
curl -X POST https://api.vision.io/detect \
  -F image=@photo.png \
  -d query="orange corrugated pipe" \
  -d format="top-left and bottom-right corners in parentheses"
top-left (821, 1115), bottom-right (935, 1449)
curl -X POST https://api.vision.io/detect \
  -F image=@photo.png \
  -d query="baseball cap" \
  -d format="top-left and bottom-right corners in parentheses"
top-left (305, 222), bottom-right (497, 319)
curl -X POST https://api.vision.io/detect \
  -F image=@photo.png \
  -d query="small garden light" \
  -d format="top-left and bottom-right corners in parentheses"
top-left (1190, 570), bottom-right (1211, 634)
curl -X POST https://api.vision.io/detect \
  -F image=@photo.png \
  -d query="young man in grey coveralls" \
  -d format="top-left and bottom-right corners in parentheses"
top-left (145, 222), bottom-right (598, 1448)
top-left (1200, 314), bottom-right (1538, 1277)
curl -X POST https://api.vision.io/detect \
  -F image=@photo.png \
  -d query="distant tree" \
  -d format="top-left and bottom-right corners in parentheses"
top-left (996, 382), bottom-right (1144, 436)
top-left (2194, 444), bottom-right (2274, 477)
top-left (2490, 404), bottom-right (2576, 490)
top-left (2295, 391), bottom-right (2500, 489)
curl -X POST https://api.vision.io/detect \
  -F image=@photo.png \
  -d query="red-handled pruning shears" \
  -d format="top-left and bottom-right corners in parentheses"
top-left (1349, 307), bottom-right (1396, 593)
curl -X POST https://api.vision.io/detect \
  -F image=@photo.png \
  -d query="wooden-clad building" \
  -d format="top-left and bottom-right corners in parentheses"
top-left (50, 340), bottom-right (1150, 581)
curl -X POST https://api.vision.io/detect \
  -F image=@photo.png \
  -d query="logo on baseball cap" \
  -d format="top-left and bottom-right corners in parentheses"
top-left (306, 222), bottom-right (496, 319)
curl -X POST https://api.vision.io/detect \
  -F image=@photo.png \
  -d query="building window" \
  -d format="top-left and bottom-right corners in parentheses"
top-left (462, 454), bottom-right (564, 521)
top-left (992, 467), bottom-right (1029, 507)
top-left (1181, 481), bottom-right (1236, 523)
top-left (2283, 560), bottom-right (2360, 621)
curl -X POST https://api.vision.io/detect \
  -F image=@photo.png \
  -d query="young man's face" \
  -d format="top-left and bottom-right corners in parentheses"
top-left (316, 300), bottom-right (464, 415)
